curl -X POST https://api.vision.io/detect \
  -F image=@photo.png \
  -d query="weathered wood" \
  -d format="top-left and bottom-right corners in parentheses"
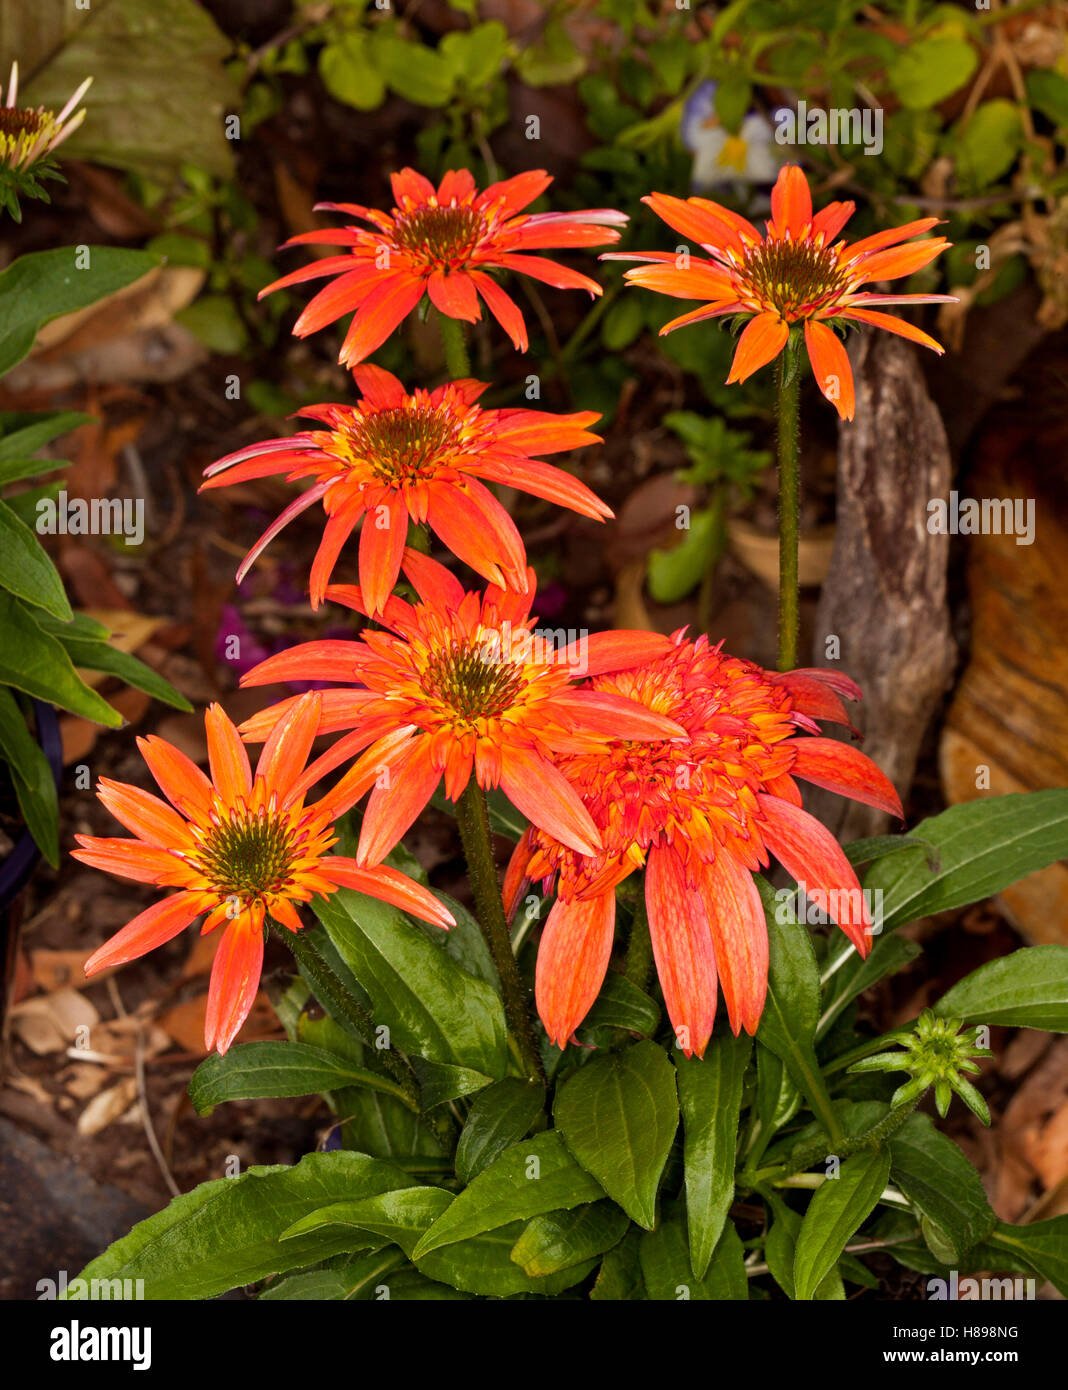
top-left (809, 331), bottom-right (956, 841)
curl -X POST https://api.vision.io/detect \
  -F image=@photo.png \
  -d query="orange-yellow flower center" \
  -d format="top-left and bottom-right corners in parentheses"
top-left (327, 405), bottom-right (464, 484)
top-left (392, 204), bottom-right (486, 269)
top-left (421, 637), bottom-right (526, 722)
top-left (738, 238), bottom-right (851, 320)
top-left (195, 808), bottom-right (299, 900)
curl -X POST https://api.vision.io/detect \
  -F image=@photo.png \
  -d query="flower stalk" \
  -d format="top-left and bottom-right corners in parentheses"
top-left (456, 779), bottom-right (546, 1085)
top-left (775, 331), bottom-right (802, 672)
top-left (437, 310), bottom-right (472, 380)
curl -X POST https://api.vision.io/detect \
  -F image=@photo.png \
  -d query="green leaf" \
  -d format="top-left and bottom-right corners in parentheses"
top-left (864, 792), bottom-right (1068, 931)
top-left (440, 22), bottom-right (510, 89)
top-left (175, 295), bottom-right (248, 354)
top-left (755, 879), bottom-right (837, 1124)
top-left (313, 887), bottom-right (507, 1078)
top-left (676, 1032), bottom-right (750, 1279)
top-left (554, 1040), bottom-right (678, 1229)
top-left (843, 834), bottom-right (935, 870)
top-left (371, 34), bottom-right (455, 108)
top-left (647, 508), bottom-right (719, 604)
top-left (581, 971), bottom-right (660, 1036)
top-left (282, 1186), bottom-right (454, 1259)
top-left (70, 1152), bottom-right (413, 1300)
top-left (0, 593), bottom-right (121, 725)
top-left (0, 686), bottom-right (58, 864)
top-left (640, 1214), bottom-right (747, 1300)
top-left (21, 0), bottom-right (237, 179)
top-left (988, 1217), bottom-right (1068, 1298)
top-left (514, 17), bottom-right (584, 87)
top-left (0, 501), bottom-right (71, 619)
top-left (793, 1149), bottom-right (891, 1302)
top-left (1027, 69), bottom-right (1068, 127)
top-left (932, 945), bottom-right (1068, 1032)
top-left (318, 33), bottom-right (386, 111)
top-left (36, 617), bottom-right (191, 710)
top-left (259, 1250), bottom-right (406, 1301)
top-left (454, 1078), bottom-right (546, 1184)
top-left (590, 1226), bottom-right (645, 1300)
top-left (189, 1041), bottom-right (414, 1114)
top-left (410, 1057), bottom-right (493, 1109)
top-left (889, 36), bottom-right (978, 110)
top-left (415, 1221), bottom-right (597, 1297)
top-left (412, 1132), bottom-right (603, 1258)
top-left (0, 411), bottom-right (93, 464)
top-left (509, 1201), bottom-right (629, 1277)
top-left (0, 247), bottom-right (158, 377)
top-left (601, 295), bottom-right (644, 352)
top-left (714, 75), bottom-right (753, 135)
top-left (952, 100), bottom-right (1023, 191)
top-left (889, 1113), bottom-right (995, 1263)
top-left (763, 1194), bottom-right (844, 1300)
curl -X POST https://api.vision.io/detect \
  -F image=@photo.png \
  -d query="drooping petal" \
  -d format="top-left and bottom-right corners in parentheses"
top-left (84, 891), bottom-right (211, 976)
top-left (838, 306), bottom-right (945, 354)
top-left (789, 737), bottom-right (903, 818)
top-left (758, 793), bottom-right (872, 956)
top-left (308, 497), bottom-right (365, 608)
top-left (804, 319), bottom-right (855, 421)
top-left (337, 274), bottom-right (427, 366)
top-left (468, 270), bottom-right (528, 351)
top-left (645, 844), bottom-right (718, 1058)
top-left (727, 312), bottom-right (790, 384)
top-left (426, 480), bottom-right (527, 590)
top-left (699, 851), bottom-right (768, 1036)
top-left (535, 892), bottom-right (616, 1047)
top-left (427, 268), bottom-right (481, 322)
top-left (357, 493), bottom-right (407, 616)
top-left (203, 907), bottom-right (266, 1055)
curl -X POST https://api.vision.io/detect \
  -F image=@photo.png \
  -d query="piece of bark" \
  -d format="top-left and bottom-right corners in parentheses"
top-left (809, 331), bottom-right (956, 840)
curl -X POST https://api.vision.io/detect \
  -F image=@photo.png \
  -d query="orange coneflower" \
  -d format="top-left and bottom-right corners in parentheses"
top-left (201, 364), bottom-right (611, 616)
top-left (261, 167), bottom-right (627, 363)
top-left (606, 163), bottom-right (955, 419)
top-left (503, 634), bottom-right (903, 1057)
top-left (75, 694), bottom-right (453, 1055)
top-left (238, 550), bottom-right (686, 866)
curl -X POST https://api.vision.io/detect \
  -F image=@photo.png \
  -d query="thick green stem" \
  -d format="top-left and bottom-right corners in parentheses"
top-left (455, 781), bottom-right (546, 1084)
top-left (437, 310), bottom-right (472, 379)
top-left (775, 336), bottom-right (802, 673)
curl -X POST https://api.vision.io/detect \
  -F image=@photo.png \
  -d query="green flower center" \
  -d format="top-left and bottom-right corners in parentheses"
top-left (198, 810), bottom-right (296, 900)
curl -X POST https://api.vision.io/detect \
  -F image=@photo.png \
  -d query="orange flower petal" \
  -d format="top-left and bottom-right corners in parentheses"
top-left (726, 312), bottom-right (789, 384)
top-left (769, 165), bottom-right (813, 239)
top-left (535, 892), bottom-right (616, 1047)
top-left (203, 906), bottom-right (265, 1055)
top-left (645, 844), bottom-right (718, 1058)
top-left (839, 306), bottom-right (945, 354)
top-left (804, 320), bottom-right (855, 421)
top-left (84, 891), bottom-right (211, 976)
top-left (789, 737), bottom-right (903, 818)
top-left (357, 737), bottom-right (440, 866)
top-left (498, 745), bottom-right (602, 857)
top-left (699, 851), bottom-right (768, 1036)
top-left (137, 735), bottom-right (214, 818)
top-left (205, 703), bottom-right (253, 805)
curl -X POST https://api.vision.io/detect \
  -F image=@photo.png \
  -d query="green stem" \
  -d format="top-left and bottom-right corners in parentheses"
top-left (455, 781), bottom-right (546, 1085)
top-left (437, 310), bottom-right (472, 379)
top-left (774, 335), bottom-right (802, 673)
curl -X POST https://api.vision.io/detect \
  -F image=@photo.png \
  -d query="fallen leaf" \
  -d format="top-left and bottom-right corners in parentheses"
top-left (77, 1077), bottom-right (138, 1136)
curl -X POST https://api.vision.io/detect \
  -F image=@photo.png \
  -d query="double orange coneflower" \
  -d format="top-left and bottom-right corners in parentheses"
top-left (81, 164), bottom-right (933, 1057)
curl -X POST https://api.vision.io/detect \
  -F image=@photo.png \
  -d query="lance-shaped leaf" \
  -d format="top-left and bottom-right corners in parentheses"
top-left (933, 945), bottom-right (1068, 1033)
top-left (676, 1032), bottom-right (751, 1278)
top-left (793, 1148), bottom-right (891, 1302)
top-left (68, 1152), bottom-right (413, 1300)
top-left (282, 1186), bottom-right (454, 1259)
top-left (889, 1114), bottom-right (995, 1264)
top-left (189, 1041), bottom-right (414, 1114)
top-left (509, 1202), bottom-right (629, 1278)
top-left (640, 1214), bottom-right (747, 1301)
top-left (411, 1132), bottom-right (603, 1259)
